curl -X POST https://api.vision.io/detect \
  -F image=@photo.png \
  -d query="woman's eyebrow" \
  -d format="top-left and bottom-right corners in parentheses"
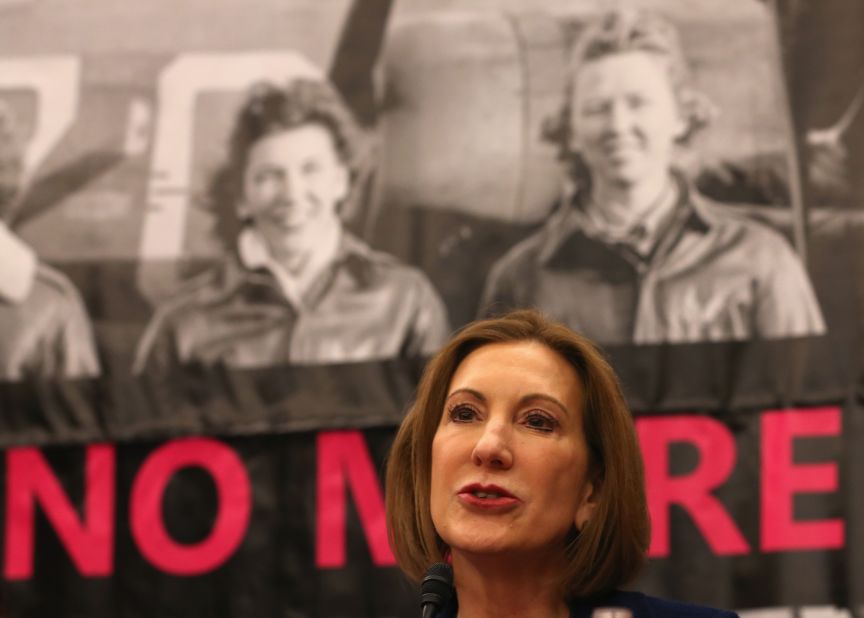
top-left (519, 393), bottom-right (570, 415)
top-left (445, 388), bottom-right (485, 403)
top-left (445, 389), bottom-right (570, 415)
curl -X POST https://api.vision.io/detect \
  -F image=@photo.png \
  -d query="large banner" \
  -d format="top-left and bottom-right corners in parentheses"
top-left (0, 0), bottom-right (862, 615)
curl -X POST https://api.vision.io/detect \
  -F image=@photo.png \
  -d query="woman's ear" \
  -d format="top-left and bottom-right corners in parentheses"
top-left (331, 162), bottom-right (351, 206)
top-left (237, 225), bottom-right (269, 269)
top-left (673, 113), bottom-right (690, 144)
top-left (236, 199), bottom-right (251, 221)
top-left (574, 480), bottom-right (599, 532)
top-left (674, 88), bottom-right (716, 144)
top-left (541, 107), bottom-right (574, 150)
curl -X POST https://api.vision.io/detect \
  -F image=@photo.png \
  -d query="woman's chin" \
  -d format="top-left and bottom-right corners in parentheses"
top-left (265, 238), bottom-right (312, 265)
top-left (445, 532), bottom-right (540, 559)
top-left (591, 157), bottom-right (667, 186)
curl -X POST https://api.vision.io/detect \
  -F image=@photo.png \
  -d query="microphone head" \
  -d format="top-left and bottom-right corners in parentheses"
top-left (420, 562), bottom-right (454, 611)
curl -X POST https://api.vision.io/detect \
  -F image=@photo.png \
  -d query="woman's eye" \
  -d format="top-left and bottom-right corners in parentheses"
top-left (449, 405), bottom-right (478, 423)
top-left (253, 169), bottom-right (280, 185)
top-left (524, 412), bottom-right (556, 432)
top-left (627, 94), bottom-right (648, 109)
top-left (301, 160), bottom-right (321, 175)
top-left (582, 101), bottom-right (608, 116)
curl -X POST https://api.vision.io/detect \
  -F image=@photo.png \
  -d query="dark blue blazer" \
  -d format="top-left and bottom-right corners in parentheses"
top-left (437, 590), bottom-right (739, 617)
top-left (569, 590), bottom-right (740, 617)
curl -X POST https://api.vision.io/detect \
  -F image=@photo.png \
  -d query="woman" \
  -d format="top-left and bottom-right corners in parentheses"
top-left (0, 102), bottom-right (100, 380)
top-left (480, 10), bottom-right (825, 344)
top-left (134, 77), bottom-right (449, 373)
top-left (386, 309), bottom-right (738, 617)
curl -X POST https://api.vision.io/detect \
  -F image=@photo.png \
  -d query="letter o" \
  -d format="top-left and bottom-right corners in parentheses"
top-left (130, 438), bottom-right (251, 575)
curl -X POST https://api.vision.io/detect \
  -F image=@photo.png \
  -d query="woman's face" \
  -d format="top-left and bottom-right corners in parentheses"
top-left (242, 123), bottom-right (348, 260)
top-left (570, 50), bottom-right (686, 189)
top-left (430, 341), bottom-right (596, 560)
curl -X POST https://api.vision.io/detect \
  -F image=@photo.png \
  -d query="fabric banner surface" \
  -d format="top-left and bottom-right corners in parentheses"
top-left (0, 0), bottom-right (861, 616)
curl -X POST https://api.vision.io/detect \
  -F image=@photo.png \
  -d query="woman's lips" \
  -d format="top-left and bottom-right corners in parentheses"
top-left (260, 211), bottom-right (305, 229)
top-left (456, 484), bottom-right (520, 510)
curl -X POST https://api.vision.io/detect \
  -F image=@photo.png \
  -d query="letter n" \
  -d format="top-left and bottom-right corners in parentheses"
top-left (316, 431), bottom-right (395, 568)
top-left (4, 444), bottom-right (115, 579)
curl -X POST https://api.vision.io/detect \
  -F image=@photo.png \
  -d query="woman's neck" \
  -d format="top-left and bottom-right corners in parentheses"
top-left (266, 224), bottom-right (343, 306)
top-left (588, 171), bottom-right (675, 231)
top-left (451, 551), bottom-right (570, 618)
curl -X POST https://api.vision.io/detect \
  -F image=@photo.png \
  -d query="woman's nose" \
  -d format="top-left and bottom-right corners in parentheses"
top-left (607, 100), bottom-right (633, 132)
top-left (470, 422), bottom-right (513, 469)
top-left (272, 170), bottom-right (301, 204)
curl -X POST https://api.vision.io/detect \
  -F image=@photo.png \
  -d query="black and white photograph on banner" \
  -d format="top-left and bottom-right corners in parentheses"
top-left (478, 10), bottom-right (825, 344)
top-left (0, 102), bottom-right (100, 380)
top-left (133, 77), bottom-right (450, 374)
top-left (0, 0), bottom-right (855, 382)
top-left (0, 0), bottom-right (860, 616)
top-left (374, 1), bottom-right (836, 345)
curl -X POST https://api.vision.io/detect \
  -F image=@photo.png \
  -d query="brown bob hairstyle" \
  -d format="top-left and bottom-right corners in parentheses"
top-left (385, 309), bottom-right (650, 598)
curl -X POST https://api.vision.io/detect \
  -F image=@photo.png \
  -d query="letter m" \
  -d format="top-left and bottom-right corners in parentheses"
top-left (316, 431), bottom-right (395, 568)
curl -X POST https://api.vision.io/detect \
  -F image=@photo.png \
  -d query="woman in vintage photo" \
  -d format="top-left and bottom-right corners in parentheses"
top-left (386, 309), bottom-right (739, 617)
top-left (0, 102), bottom-right (100, 380)
top-left (134, 77), bottom-right (450, 373)
top-left (481, 10), bottom-right (825, 345)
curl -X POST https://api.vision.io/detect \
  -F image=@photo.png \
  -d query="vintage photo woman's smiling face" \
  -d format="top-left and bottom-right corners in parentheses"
top-left (242, 123), bottom-right (349, 263)
top-left (571, 50), bottom-right (687, 190)
top-left (430, 341), bottom-right (597, 559)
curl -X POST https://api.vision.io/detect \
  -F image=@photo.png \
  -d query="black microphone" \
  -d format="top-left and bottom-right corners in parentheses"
top-left (420, 562), bottom-right (453, 618)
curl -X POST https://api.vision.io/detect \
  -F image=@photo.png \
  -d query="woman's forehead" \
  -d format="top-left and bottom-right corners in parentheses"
top-left (575, 50), bottom-right (673, 87)
top-left (446, 341), bottom-right (583, 408)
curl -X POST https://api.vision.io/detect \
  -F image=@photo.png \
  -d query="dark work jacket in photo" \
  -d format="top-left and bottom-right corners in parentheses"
top-left (480, 176), bottom-right (826, 344)
top-left (0, 263), bottom-right (100, 380)
top-left (436, 590), bottom-right (740, 618)
top-left (133, 232), bottom-right (451, 373)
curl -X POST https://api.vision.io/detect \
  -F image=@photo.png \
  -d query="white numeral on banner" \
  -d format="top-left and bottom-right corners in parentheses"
top-left (124, 97), bottom-right (153, 157)
top-left (0, 56), bottom-right (80, 186)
